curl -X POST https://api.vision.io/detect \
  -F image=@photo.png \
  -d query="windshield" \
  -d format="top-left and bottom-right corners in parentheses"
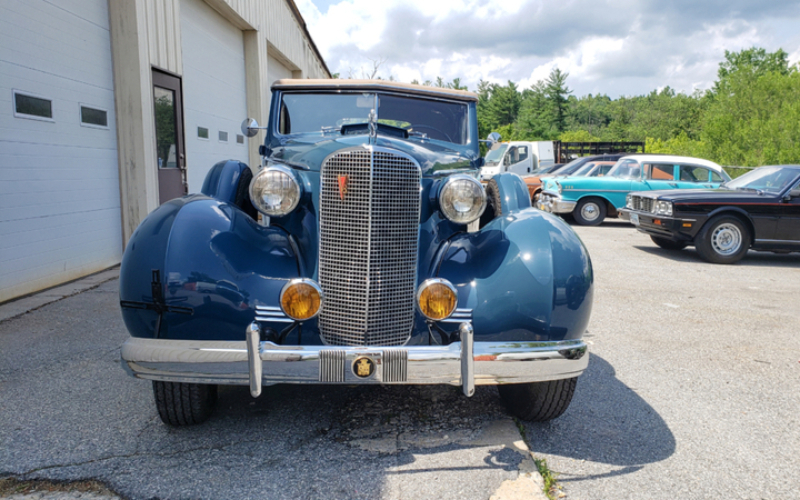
top-left (607, 159), bottom-right (641, 179)
top-left (723, 166), bottom-right (800, 193)
top-left (484, 144), bottom-right (508, 166)
top-left (278, 92), bottom-right (470, 145)
top-left (549, 157), bottom-right (582, 175)
top-left (572, 162), bottom-right (597, 176)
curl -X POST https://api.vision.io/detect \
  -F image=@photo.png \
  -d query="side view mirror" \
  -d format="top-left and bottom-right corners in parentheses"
top-left (479, 132), bottom-right (502, 146)
top-left (241, 118), bottom-right (261, 138)
top-left (784, 188), bottom-right (800, 201)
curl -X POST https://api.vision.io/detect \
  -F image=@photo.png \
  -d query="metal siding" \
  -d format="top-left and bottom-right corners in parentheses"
top-left (0, 0), bottom-right (122, 303)
top-left (180, 0), bottom-right (248, 193)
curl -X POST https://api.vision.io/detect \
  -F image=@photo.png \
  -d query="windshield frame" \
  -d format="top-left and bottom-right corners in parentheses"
top-left (272, 90), bottom-right (473, 147)
top-left (722, 166), bottom-right (800, 194)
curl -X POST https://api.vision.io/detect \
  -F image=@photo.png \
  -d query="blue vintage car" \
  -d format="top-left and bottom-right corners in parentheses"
top-left (537, 154), bottom-right (730, 225)
top-left (119, 80), bottom-right (593, 425)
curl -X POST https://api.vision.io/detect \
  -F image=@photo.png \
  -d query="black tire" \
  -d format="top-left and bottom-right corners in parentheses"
top-left (234, 167), bottom-right (258, 220)
top-left (153, 381), bottom-right (218, 426)
top-left (650, 235), bottom-right (688, 251)
top-left (694, 215), bottom-right (750, 264)
top-left (498, 378), bottom-right (578, 422)
top-left (573, 198), bottom-right (607, 226)
top-left (479, 178), bottom-right (504, 228)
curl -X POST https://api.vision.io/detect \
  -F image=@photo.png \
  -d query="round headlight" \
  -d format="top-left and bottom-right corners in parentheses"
top-left (280, 279), bottom-right (323, 321)
top-left (417, 278), bottom-right (458, 321)
top-left (439, 175), bottom-right (486, 224)
top-left (249, 165), bottom-right (301, 216)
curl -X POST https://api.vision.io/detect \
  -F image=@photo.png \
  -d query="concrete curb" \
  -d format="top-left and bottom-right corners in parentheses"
top-left (0, 267), bottom-right (120, 323)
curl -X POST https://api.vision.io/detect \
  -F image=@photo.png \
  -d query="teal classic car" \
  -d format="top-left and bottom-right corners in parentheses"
top-left (537, 154), bottom-right (730, 225)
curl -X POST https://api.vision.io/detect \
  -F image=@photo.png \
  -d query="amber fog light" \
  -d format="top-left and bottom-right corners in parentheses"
top-left (417, 278), bottom-right (458, 321)
top-left (280, 279), bottom-right (323, 321)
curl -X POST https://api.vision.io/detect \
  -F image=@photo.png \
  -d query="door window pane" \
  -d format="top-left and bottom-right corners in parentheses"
top-left (647, 163), bottom-right (674, 180)
top-left (680, 165), bottom-right (708, 182)
top-left (711, 171), bottom-right (724, 182)
top-left (154, 87), bottom-right (177, 168)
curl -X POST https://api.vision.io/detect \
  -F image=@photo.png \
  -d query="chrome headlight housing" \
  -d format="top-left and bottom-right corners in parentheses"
top-left (439, 175), bottom-right (487, 224)
top-left (249, 164), bottom-right (302, 216)
top-left (555, 181), bottom-right (563, 194)
top-left (626, 194), bottom-right (633, 209)
top-left (652, 200), bottom-right (673, 216)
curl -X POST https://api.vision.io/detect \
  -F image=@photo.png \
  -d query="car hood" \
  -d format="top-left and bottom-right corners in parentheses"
top-left (268, 134), bottom-right (477, 176)
top-left (641, 188), bottom-right (776, 203)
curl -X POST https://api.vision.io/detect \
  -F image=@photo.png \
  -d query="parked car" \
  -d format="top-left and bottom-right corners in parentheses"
top-left (119, 80), bottom-right (593, 425)
top-left (537, 154), bottom-right (730, 225)
top-left (522, 153), bottom-right (632, 204)
top-left (619, 165), bottom-right (800, 264)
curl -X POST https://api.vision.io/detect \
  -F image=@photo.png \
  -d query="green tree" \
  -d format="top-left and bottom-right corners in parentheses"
top-left (713, 47), bottom-right (792, 94)
top-left (544, 68), bottom-right (572, 133)
top-left (482, 81), bottom-right (522, 129)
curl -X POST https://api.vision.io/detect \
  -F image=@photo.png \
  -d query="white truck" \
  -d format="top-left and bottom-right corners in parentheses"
top-left (480, 141), bottom-right (555, 181)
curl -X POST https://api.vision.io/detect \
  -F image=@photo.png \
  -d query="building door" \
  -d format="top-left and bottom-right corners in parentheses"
top-left (152, 70), bottom-right (186, 204)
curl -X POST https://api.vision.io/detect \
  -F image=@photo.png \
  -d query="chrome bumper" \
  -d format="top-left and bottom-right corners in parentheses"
top-left (537, 194), bottom-right (576, 214)
top-left (121, 322), bottom-right (588, 398)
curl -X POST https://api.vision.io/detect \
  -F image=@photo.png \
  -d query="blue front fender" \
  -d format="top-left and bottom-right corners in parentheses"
top-left (119, 195), bottom-right (299, 341)
top-left (438, 208), bottom-right (593, 342)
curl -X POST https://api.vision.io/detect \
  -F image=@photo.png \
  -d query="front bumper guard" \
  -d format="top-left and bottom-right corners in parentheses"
top-left (121, 322), bottom-right (589, 398)
top-left (537, 194), bottom-right (576, 214)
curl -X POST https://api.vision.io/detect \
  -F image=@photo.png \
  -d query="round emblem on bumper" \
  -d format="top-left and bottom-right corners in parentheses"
top-left (352, 356), bottom-right (375, 379)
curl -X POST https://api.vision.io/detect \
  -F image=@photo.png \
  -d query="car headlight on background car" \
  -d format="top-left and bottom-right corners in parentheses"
top-left (439, 175), bottom-right (486, 224)
top-left (626, 194), bottom-right (633, 209)
top-left (249, 164), bottom-right (302, 216)
top-left (555, 181), bottom-right (562, 194)
top-left (652, 200), bottom-right (673, 216)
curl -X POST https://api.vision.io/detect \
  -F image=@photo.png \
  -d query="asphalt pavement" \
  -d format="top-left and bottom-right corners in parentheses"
top-left (1, 220), bottom-right (799, 499)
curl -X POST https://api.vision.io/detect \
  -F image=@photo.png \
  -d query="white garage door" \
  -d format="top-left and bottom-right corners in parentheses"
top-left (181, 0), bottom-right (249, 193)
top-left (0, 0), bottom-right (122, 303)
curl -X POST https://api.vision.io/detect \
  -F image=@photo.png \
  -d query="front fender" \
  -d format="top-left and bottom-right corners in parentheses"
top-left (437, 208), bottom-right (593, 342)
top-left (120, 195), bottom-right (300, 341)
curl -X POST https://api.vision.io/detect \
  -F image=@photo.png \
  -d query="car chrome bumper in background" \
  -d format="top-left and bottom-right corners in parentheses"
top-left (537, 194), bottom-right (576, 214)
top-left (121, 322), bottom-right (589, 398)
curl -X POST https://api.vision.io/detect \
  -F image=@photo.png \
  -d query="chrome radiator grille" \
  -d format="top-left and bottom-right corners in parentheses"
top-left (630, 195), bottom-right (653, 212)
top-left (318, 148), bottom-right (421, 346)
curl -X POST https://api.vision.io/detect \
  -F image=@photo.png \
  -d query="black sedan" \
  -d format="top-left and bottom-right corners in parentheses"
top-left (618, 165), bottom-right (800, 264)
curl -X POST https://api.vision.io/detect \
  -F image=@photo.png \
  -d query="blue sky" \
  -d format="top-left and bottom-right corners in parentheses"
top-left (295, 0), bottom-right (800, 98)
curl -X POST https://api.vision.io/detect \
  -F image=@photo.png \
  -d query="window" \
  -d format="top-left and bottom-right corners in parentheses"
top-left (236, 134), bottom-right (244, 144)
top-left (80, 105), bottom-right (108, 128)
top-left (517, 146), bottom-right (529, 162)
top-left (711, 171), bottom-right (724, 182)
top-left (680, 165), bottom-right (708, 182)
top-left (218, 131), bottom-right (228, 142)
top-left (198, 127), bottom-right (209, 139)
top-left (13, 90), bottom-right (53, 120)
top-left (647, 163), bottom-right (674, 180)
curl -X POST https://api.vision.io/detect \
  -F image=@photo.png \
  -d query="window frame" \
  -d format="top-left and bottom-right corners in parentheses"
top-left (12, 89), bottom-right (54, 122)
top-left (78, 103), bottom-right (109, 130)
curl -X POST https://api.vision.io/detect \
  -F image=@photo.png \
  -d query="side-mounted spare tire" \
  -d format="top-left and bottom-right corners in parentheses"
top-left (498, 378), bottom-right (578, 422)
top-left (478, 178), bottom-right (504, 228)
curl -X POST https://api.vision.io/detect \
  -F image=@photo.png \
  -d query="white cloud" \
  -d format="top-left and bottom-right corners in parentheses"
top-left (297, 0), bottom-right (800, 96)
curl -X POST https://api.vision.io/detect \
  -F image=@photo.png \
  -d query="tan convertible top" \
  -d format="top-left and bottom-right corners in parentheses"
top-left (271, 79), bottom-right (479, 102)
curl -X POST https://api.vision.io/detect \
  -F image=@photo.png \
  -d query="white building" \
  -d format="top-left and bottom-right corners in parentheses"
top-left (0, 0), bottom-right (329, 303)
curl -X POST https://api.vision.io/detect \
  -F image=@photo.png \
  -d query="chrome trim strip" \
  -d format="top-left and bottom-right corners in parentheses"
top-left (255, 305), bottom-right (282, 311)
top-left (255, 316), bottom-right (295, 323)
top-left (120, 336), bottom-right (589, 388)
top-left (382, 349), bottom-right (408, 382)
top-left (319, 349), bottom-right (346, 382)
top-left (755, 239), bottom-right (800, 244)
top-left (565, 189), bottom-right (630, 193)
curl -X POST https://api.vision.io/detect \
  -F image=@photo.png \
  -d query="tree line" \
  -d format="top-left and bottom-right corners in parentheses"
top-left (409, 47), bottom-right (800, 170)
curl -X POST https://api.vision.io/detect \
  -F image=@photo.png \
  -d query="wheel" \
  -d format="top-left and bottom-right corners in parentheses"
top-left (650, 235), bottom-right (688, 251)
top-left (694, 215), bottom-right (750, 264)
top-left (498, 378), bottom-right (578, 422)
top-left (479, 178), bottom-right (504, 228)
top-left (573, 198), bottom-right (607, 226)
top-left (153, 381), bottom-right (218, 426)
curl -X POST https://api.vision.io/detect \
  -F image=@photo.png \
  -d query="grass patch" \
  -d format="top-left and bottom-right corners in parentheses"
top-left (0, 478), bottom-right (120, 498)
top-left (533, 458), bottom-right (562, 499)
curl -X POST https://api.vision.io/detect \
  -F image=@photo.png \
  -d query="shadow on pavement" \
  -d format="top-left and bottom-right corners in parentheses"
top-left (522, 354), bottom-right (676, 481)
top-left (633, 245), bottom-right (800, 267)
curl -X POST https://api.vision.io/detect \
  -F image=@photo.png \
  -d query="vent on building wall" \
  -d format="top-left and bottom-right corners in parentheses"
top-left (237, 134), bottom-right (244, 144)
top-left (198, 127), bottom-right (209, 139)
top-left (219, 131), bottom-right (228, 142)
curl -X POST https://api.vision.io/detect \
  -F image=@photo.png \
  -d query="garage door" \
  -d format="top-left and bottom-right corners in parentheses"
top-left (0, 0), bottom-right (122, 303)
top-left (181, 0), bottom-right (249, 194)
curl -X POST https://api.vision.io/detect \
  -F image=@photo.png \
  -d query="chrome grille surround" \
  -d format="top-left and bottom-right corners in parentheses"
top-left (318, 146), bottom-right (422, 346)
top-left (630, 195), bottom-right (653, 212)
